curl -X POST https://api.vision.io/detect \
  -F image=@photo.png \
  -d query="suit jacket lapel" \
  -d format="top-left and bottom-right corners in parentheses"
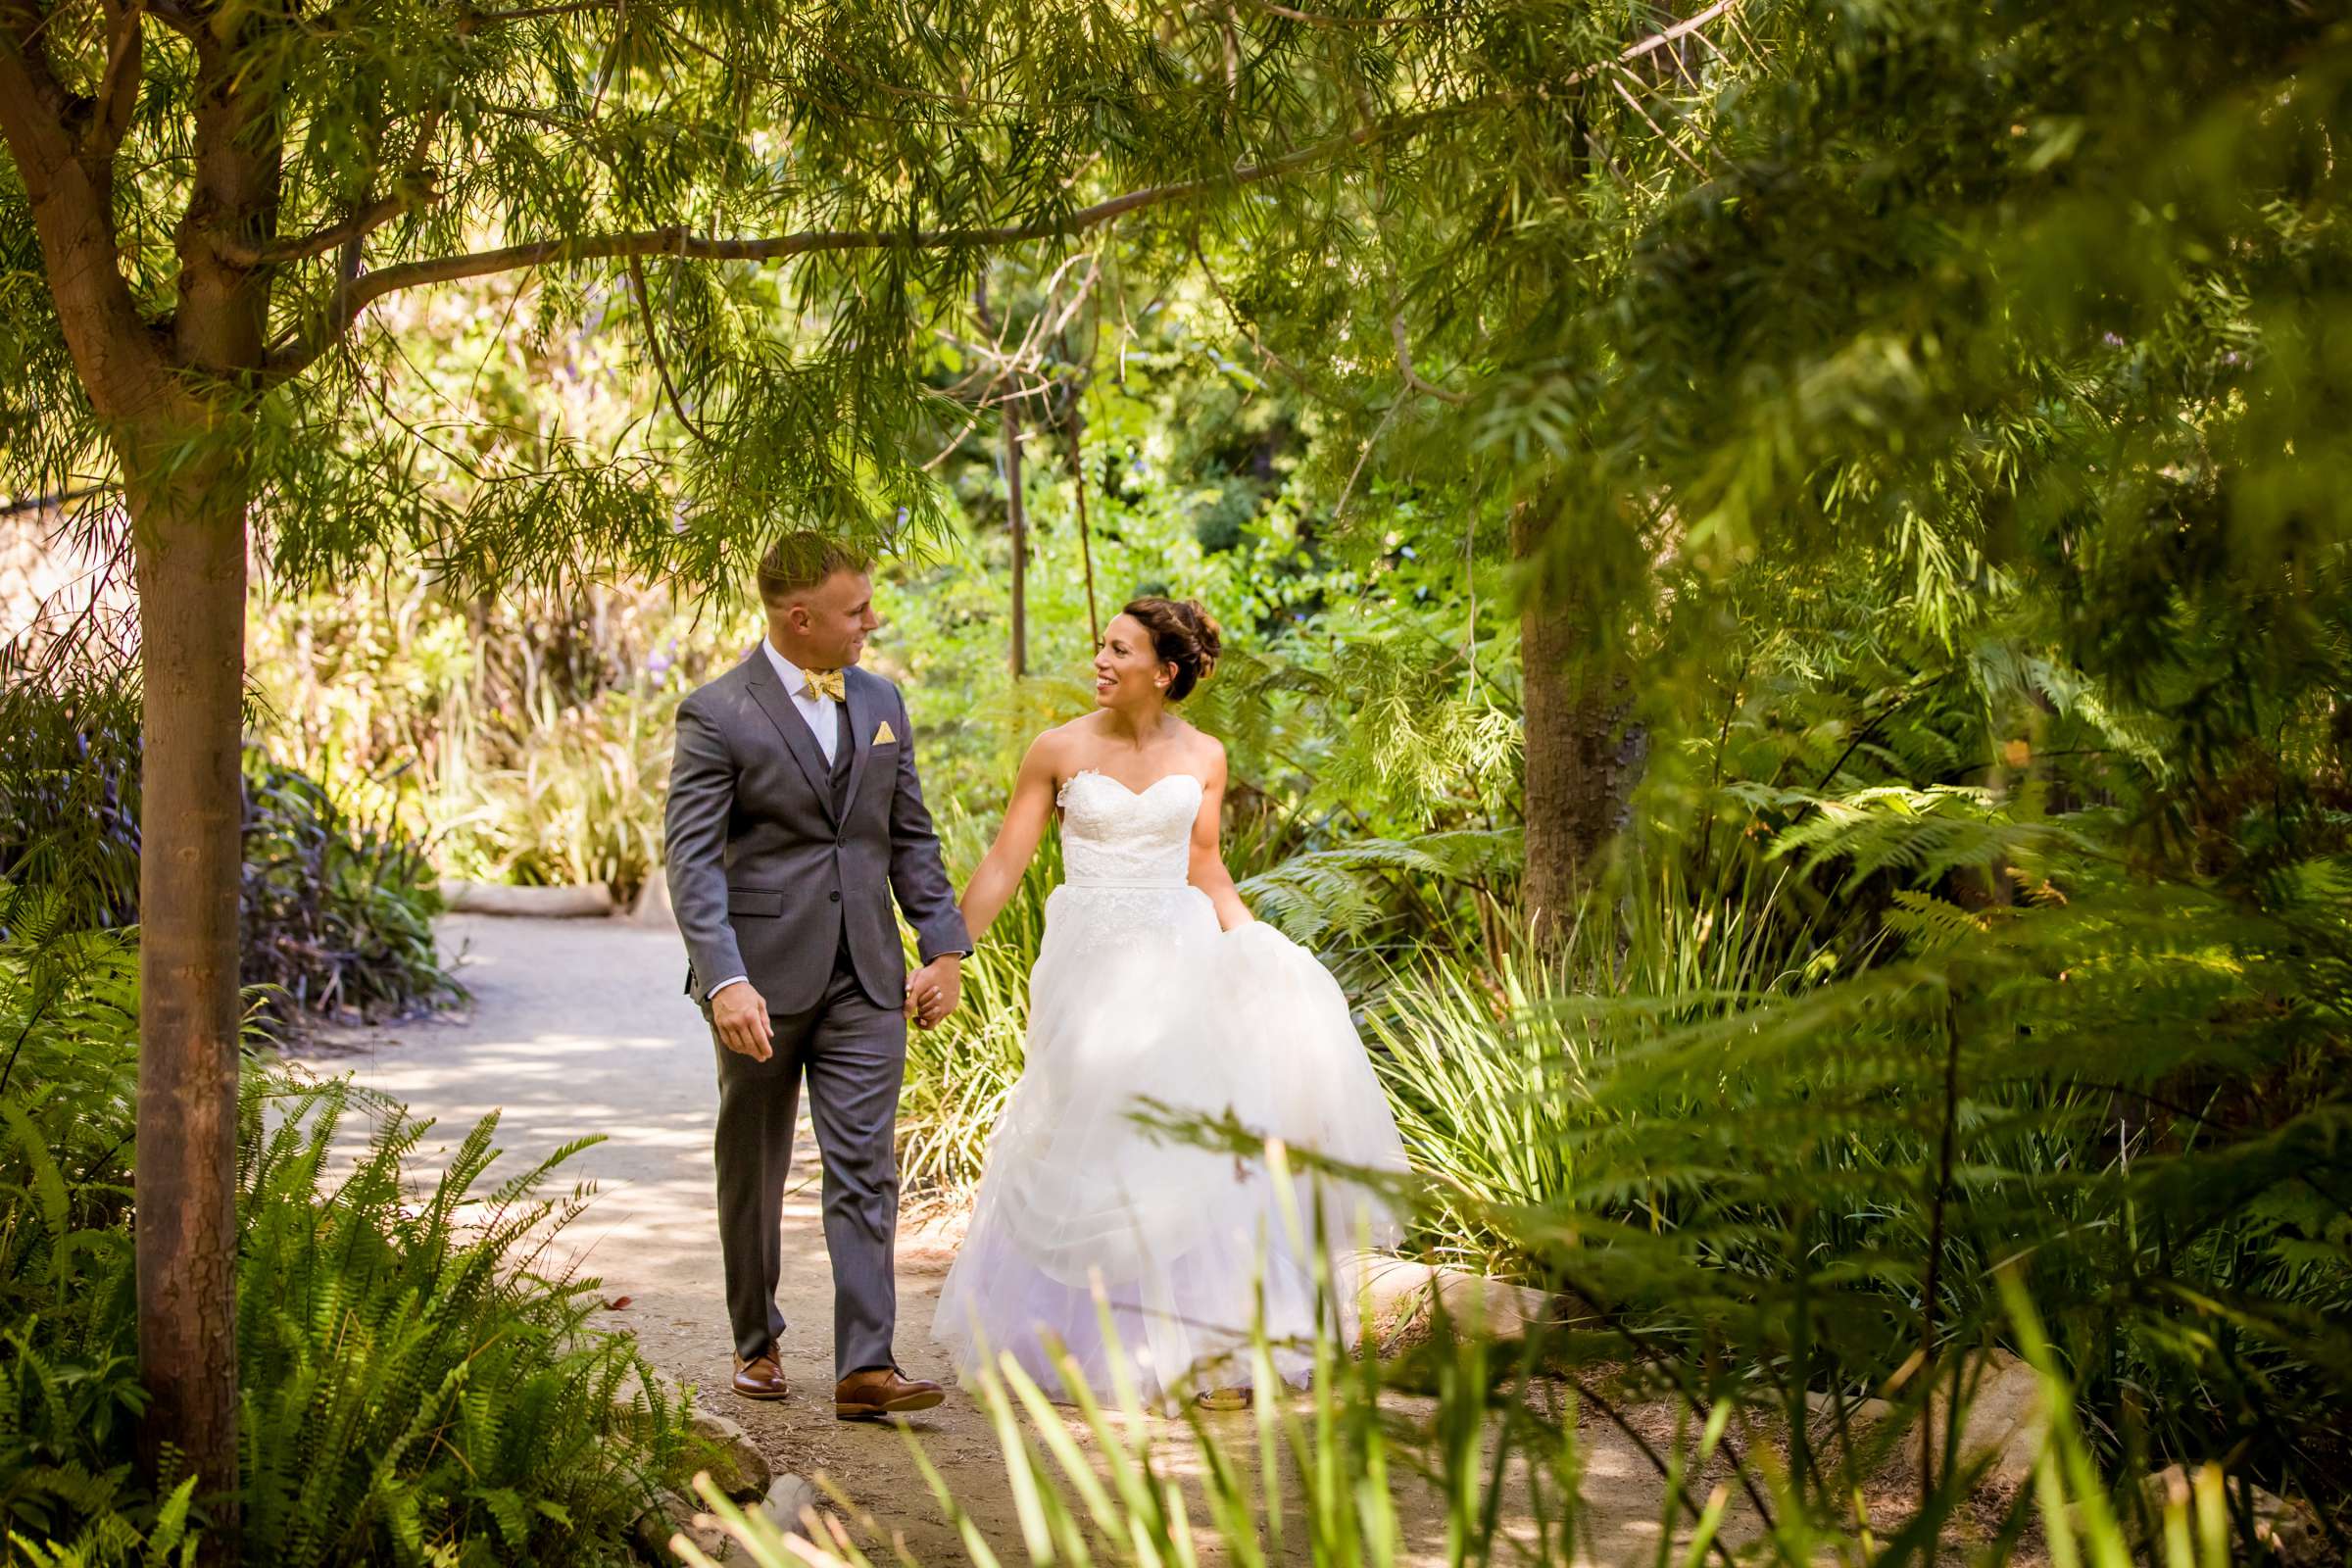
top-left (842, 669), bottom-right (878, 815)
top-left (744, 650), bottom-right (840, 827)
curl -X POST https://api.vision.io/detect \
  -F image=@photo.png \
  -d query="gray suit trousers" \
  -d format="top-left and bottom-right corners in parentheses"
top-left (712, 931), bottom-right (905, 1375)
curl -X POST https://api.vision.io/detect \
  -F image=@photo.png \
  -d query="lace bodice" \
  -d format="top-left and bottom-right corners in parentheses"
top-left (1054, 769), bottom-right (1200, 887)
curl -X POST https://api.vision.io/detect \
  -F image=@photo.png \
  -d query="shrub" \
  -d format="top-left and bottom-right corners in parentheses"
top-left (240, 750), bottom-right (461, 1027)
top-left (234, 1081), bottom-right (688, 1567)
top-left (1368, 834), bottom-right (2352, 1536)
top-left (0, 914), bottom-right (689, 1565)
top-left (0, 658), bottom-right (460, 1030)
top-left (431, 687), bottom-right (679, 906)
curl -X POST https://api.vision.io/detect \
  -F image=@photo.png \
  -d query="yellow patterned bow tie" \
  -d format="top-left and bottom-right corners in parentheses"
top-left (800, 667), bottom-right (846, 704)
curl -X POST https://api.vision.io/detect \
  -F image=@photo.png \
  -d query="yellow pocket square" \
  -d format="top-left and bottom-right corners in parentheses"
top-left (872, 719), bottom-right (897, 746)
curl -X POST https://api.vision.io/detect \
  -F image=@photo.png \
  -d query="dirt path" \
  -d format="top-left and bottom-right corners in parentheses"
top-left (303, 912), bottom-right (1738, 1565)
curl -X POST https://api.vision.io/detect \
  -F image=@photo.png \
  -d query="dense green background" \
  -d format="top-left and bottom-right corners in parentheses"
top-left (5, 0), bottom-right (2350, 1561)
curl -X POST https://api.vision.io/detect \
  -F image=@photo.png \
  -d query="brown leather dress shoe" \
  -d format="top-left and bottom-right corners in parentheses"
top-left (833, 1364), bottom-right (945, 1420)
top-left (731, 1346), bottom-right (790, 1401)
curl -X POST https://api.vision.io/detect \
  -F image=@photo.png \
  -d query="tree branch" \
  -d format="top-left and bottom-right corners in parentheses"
top-left (258, 100), bottom-right (447, 363)
top-left (0, 4), bottom-right (174, 422)
top-left (1390, 312), bottom-right (1466, 404)
top-left (1334, 396), bottom-right (1406, 522)
top-left (304, 0), bottom-right (612, 39)
top-left (267, 109), bottom-right (1452, 379)
top-left (627, 251), bottom-right (714, 447)
top-left (215, 182), bottom-right (435, 268)
top-left (261, 3), bottom-right (1748, 380)
top-left (89, 0), bottom-right (144, 164)
top-left (141, 0), bottom-right (199, 37)
top-left (1620, 0), bottom-right (1740, 67)
top-left (1239, 0), bottom-right (1446, 29)
top-left (0, 4), bottom-right (75, 143)
top-left (457, 0), bottom-right (615, 29)
top-left (1187, 227), bottom-right (1316, 393)
top-left (1611, 73), bottom-right (1707, 177)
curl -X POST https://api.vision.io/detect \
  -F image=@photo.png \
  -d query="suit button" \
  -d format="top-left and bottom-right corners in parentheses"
top-left (829, 891), bottom-right (841, 903)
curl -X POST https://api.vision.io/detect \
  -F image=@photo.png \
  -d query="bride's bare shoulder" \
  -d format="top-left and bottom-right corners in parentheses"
top-left (1022, 719), bottom-right (1094, 779)
top-left (1173, 723), bottom-right (1228, 780)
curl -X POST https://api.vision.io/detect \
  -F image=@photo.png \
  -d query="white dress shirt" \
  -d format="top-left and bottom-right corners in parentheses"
top-left (707, 640), bottom-right (844, 1002)
top-left (763, 639), bottom-right (843, 766)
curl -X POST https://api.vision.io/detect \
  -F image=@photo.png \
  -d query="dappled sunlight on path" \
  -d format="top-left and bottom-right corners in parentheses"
top-left (297, 912), bottom-right (1744, 1566)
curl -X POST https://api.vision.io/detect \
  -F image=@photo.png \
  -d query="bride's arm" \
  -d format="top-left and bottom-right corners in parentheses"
top-left (1188, 748), bottom-right (1256, 931)
top-left (956, 735), bottom-right (1062, 943)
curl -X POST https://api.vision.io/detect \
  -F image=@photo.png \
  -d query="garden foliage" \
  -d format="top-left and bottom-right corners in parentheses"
top-left (0, 917), bottom-right (689, 1564)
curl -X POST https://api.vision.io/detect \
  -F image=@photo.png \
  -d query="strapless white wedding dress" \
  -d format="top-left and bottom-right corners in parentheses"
top-left (930, 768), bottom-right (1408, 1404)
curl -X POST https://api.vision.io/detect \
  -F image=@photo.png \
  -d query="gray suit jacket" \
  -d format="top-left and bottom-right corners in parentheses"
top-left (664, 648), bottom-right (971, 1015)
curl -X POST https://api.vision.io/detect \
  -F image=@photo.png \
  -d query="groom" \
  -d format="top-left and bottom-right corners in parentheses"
top-left (664, 531), bottom-right (971, 1418)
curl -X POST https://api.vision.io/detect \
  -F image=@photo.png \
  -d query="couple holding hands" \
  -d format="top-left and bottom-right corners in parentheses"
top-left (663, 532), bottom-right (1404, 1421)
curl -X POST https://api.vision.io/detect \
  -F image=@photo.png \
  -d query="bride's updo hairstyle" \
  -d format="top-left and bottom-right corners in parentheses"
top-left (1120, 597), bottom-right (1222, 702)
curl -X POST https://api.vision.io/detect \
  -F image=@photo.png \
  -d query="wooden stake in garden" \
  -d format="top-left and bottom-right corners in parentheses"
top-left (1066, 363), bottom-right (1102, 650)
top-left (1005, 402), bottom-right (1028, 678)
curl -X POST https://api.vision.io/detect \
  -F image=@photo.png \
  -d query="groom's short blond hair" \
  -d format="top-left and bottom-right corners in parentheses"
top-left (757, 532), bottom-right (870, 604)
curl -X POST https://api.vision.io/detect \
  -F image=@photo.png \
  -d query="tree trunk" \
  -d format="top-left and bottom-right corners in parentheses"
top-left (120, 25), bottom-right (279, 1537)
top-left (124, 440), bottom-right (250, 1535)
top-left (3, 24), bottom-right (269, 1533)
top-left (1514, 494), bottom-right (1645, 948)
top-left (1005, 407), bottom-right (1028, 678)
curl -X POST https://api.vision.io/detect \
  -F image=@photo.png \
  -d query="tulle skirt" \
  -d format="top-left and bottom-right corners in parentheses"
top-left (930, 883), bottom-right (1407, 1404)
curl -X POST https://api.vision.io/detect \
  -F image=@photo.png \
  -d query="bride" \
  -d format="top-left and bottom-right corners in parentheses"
top-left (925, 596), bottom-right (1408, 1408)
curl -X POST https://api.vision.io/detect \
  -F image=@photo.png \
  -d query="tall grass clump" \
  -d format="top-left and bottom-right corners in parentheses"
top-left (1369, 866), bottom-right (1817, 1273)
top-left (433, 686), bottom-right (682, 906)
top-left (664, 1171), bottom-right (2279, 1568)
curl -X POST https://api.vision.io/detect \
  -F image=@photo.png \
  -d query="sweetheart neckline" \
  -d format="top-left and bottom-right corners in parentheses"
top-left (1061, 766), bottom-right (1205, 799)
